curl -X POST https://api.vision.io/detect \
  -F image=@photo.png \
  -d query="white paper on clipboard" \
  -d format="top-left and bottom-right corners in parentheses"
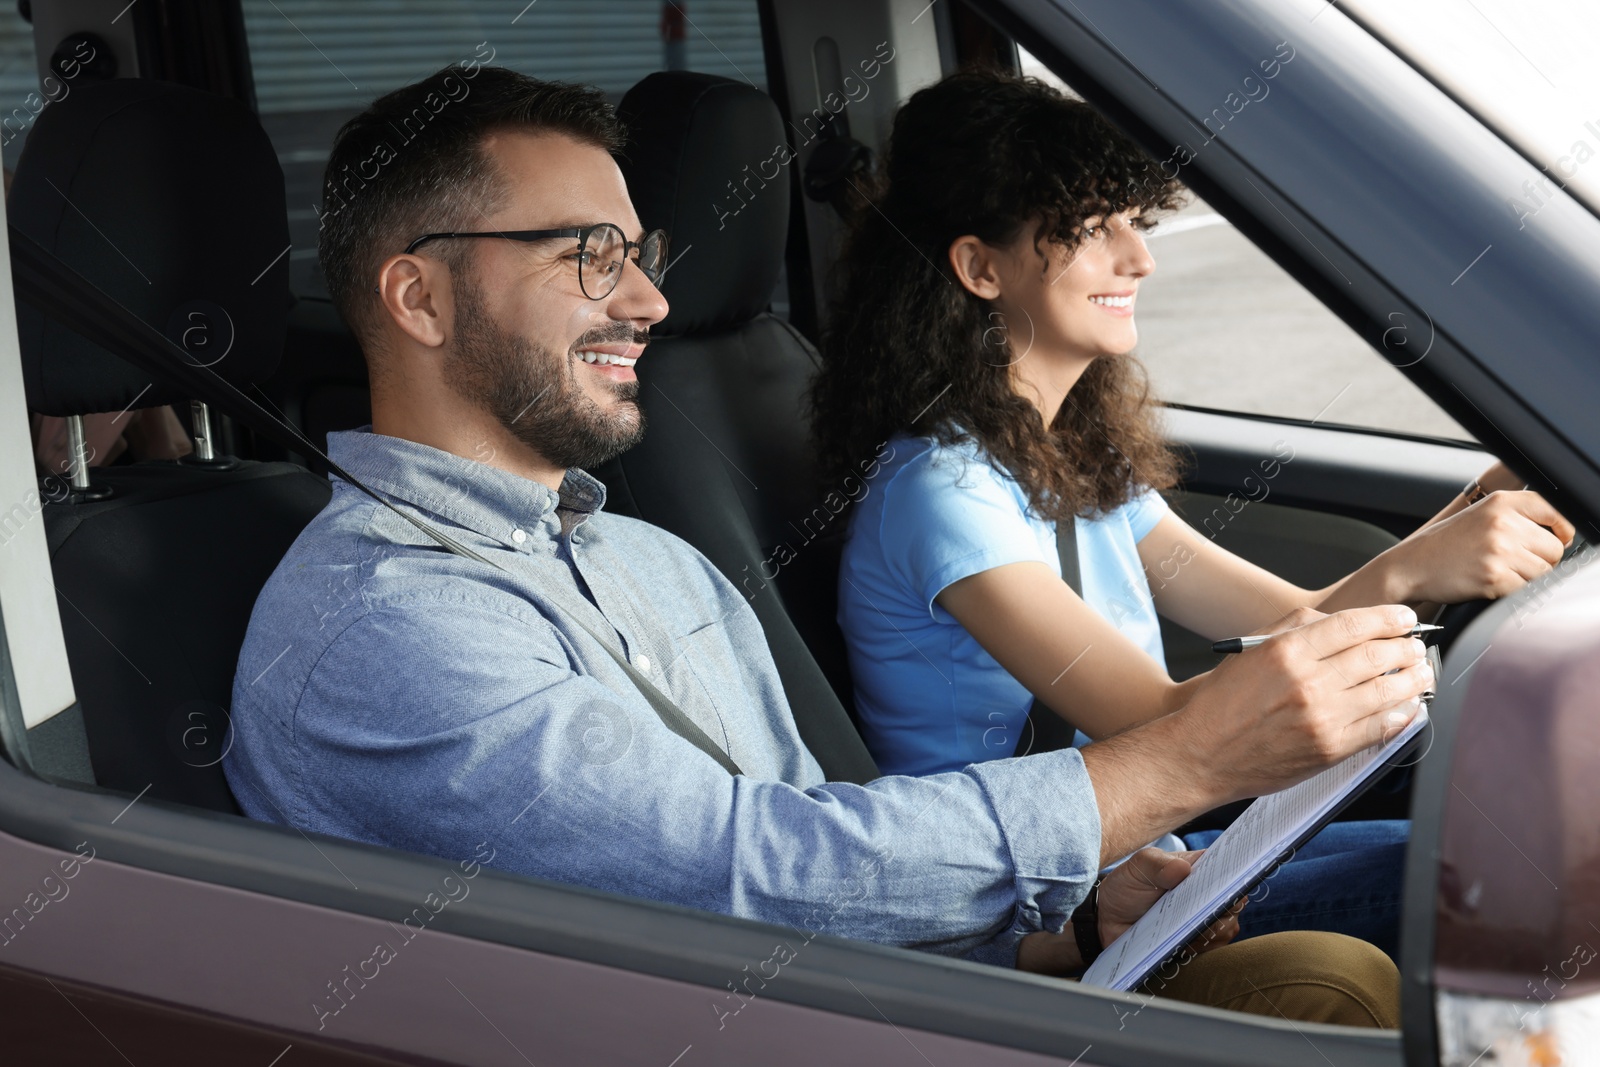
top-left (1080, 696), bottom-right (1432, 992)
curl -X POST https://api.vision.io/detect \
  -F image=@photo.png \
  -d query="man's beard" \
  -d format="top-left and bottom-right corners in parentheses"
top-left (444, 285), bottom-right (647, 472)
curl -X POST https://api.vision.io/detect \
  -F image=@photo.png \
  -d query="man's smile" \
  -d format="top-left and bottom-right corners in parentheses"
top-left (574, 341), bottom-right (643, 380)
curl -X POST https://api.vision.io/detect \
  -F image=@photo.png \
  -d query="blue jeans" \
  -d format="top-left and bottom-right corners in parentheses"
top-left (1182, 819), bottom-right (1409, 960)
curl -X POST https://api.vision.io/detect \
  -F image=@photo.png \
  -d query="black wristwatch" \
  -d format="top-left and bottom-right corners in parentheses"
top-left (1071, 876), bottom-right (1105, 969)
top-left (1462, 478), bottom-right (1489, 506)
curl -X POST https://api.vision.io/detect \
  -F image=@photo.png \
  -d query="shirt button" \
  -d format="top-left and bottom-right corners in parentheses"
top-left (511, 528), bottom-right (527, 544)
top-left (635, 654), bottom-right (652, 672)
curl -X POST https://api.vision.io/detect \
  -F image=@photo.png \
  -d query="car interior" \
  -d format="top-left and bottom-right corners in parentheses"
top-left (11, 0), bottom-right (1589, 1060)
top-left (12, 0), bottom-right (1496, 818)
top-left (23, 62), bottom-right (897, 805)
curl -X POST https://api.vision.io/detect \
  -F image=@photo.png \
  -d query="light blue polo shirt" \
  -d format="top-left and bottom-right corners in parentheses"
top-left (839, 433), bottom-right (1169, 777)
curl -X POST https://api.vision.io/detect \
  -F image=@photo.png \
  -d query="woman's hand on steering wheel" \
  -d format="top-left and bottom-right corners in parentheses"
top-left (1378, 488), bottom-right (1574, 606)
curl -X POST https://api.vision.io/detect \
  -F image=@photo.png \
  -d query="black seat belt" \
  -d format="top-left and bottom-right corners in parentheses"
top-left (1055, 515), bottom-right (1084, 598)
top-left (10, 226), bottom-right (742, 776)
top-left (1014, 514), bottom-right (1083, 757)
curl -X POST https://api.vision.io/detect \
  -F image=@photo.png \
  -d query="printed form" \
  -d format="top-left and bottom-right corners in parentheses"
top-left (1081, 708), bottom-right (1431, 991)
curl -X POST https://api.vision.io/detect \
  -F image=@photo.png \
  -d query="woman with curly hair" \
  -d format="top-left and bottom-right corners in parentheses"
top-left (811, 68), bottom-right (1572, 957)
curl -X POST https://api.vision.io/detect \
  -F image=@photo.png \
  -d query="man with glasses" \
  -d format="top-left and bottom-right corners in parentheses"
top-left (228, 65), bottom-right (1429, 1026)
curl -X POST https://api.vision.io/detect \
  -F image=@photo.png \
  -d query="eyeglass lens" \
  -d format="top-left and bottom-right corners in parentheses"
top-left (580, 225), bottom-right (667, 299)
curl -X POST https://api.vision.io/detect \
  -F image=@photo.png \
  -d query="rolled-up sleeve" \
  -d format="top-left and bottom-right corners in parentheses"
top-left (269, 599), bottom-right (1102, 963)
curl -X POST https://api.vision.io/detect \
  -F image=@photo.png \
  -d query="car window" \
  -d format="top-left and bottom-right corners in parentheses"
top-left (0, 6), bottom-right (44, 176)
top-left (1019, 46), bottom-right (1473, 442)
top-left (242, 0), bottom-right (767, 299)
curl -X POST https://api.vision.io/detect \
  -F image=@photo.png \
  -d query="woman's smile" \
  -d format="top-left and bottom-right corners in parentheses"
top-left (1089, 290), bottom-right (1137, 317)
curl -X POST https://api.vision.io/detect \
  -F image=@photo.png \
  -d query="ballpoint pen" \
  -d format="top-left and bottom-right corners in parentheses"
top-left (1211, 622), bottom-right (1444, 655)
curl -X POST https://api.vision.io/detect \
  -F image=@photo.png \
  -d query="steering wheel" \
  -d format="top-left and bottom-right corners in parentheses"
top-left (1431, 531), bottom-right (1590, 658)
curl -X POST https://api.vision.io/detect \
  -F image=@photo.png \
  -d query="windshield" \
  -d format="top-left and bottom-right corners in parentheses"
top-left (1343, 0), bottom-right (1600, 219)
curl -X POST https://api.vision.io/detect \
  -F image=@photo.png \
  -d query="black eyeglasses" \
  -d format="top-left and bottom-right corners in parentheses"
top-left (403, 223), bottom-right (668, 300)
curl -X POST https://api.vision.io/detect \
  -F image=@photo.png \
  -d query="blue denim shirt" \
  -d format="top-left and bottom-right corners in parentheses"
top-left (226, 429), bottom-right (1102, 965)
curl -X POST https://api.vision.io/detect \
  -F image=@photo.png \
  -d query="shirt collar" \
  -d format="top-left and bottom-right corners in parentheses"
top-left (326, 428), bottom-right (607, 548)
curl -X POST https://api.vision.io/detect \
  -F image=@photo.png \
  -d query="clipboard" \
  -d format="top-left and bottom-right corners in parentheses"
top-left (1080, 646), bottom-right (1439, 992)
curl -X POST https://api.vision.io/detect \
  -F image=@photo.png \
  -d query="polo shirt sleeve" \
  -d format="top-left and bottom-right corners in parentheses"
top-left (878, 443), bottom-right (1055, 621)
top-left (1124, 486), bottom-right (1171, 543)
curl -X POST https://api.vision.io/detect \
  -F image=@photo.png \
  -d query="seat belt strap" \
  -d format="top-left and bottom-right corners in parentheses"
top-left (1017, 514), bottom-right (1083, 757)
top-left (565, 614), bottom-right (743, 776)
top-left (1055, 513), bottom-right (1083, 599)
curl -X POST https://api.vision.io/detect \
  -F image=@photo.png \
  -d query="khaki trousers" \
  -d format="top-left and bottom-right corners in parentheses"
top-left (1136, 931), bottom-right (1401, 1028)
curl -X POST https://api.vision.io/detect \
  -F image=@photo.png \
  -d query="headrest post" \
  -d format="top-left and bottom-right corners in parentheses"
top-left (190, 400), bottom-right (216, 462)
top-left (56, 413), bottom-right (112, 502)
top-left (65, 414), bottom-right (91, 490)
top-left (178, 399), bottom-right (239, 471)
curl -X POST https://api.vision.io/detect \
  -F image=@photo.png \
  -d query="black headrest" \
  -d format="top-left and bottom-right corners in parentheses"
top-left (617, 72), bottom-right (789, 338)
top-left (14, 80), bottom-right (291, 417)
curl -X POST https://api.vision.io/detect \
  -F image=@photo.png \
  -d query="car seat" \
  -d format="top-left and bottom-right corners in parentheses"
top-left (13, 79), bottom-right (331, 813)
top-left (596, 71), bottom-right (879, 784)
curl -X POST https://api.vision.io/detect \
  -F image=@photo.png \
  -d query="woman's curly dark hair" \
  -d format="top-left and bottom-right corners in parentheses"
top-left (810, 68), bottom-right (1186, 523)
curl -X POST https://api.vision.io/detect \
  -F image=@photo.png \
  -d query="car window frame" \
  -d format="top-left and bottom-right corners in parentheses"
top-left (10, 0), bottom-right (1600, 1058)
